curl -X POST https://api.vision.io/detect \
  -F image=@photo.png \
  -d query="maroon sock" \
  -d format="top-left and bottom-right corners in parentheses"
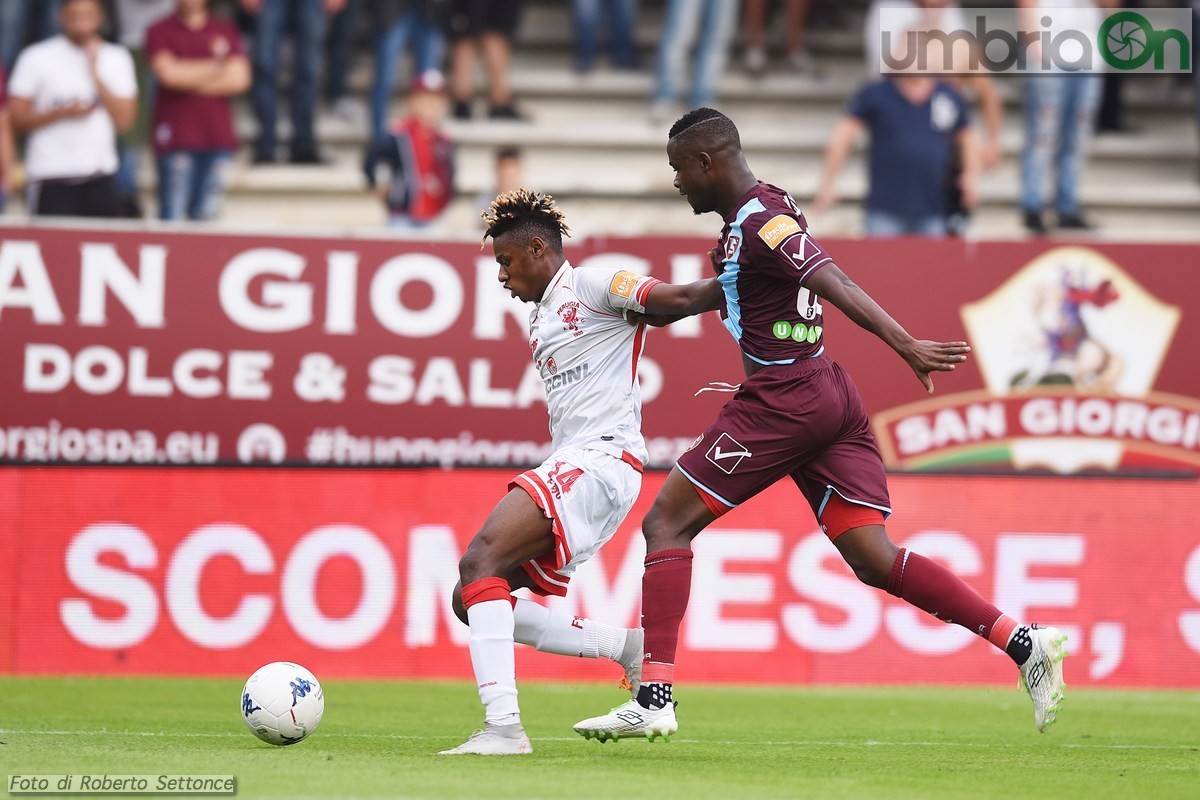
top-left (639, 548), bottom-right (694, 685)
top-left (887, 548), bottom-right (1007, 641)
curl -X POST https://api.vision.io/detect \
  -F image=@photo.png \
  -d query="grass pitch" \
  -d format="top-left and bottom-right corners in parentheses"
top-left (2, 677), bottom-right (1197, 799)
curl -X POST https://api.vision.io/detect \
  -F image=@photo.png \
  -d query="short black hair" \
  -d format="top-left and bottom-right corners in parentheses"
top-left (481, 188), bottom-right (571, 251)
top-left (668, 107), bottom-right (742, 151)
top-left (495, 146), bottom-right (522, 163)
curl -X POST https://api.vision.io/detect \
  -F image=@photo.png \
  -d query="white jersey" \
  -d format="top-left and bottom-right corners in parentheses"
top-left (528, 260), bottom-right (661, 465)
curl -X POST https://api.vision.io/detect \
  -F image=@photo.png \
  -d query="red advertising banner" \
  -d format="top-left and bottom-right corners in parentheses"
top-left (3, 466), bottom-right (1199, 687)
top-left (1, 224), bottom-right (1197, 475)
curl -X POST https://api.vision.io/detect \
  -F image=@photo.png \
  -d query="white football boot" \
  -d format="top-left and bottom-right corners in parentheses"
top-left (617, 629), bottom-right (644, 697)
top-left (1017, 624), bottom-right (1069, 733)
top-left (574, 698), bottom-right (678, 743)
top-left (438, 722), bottom-right (533, 755)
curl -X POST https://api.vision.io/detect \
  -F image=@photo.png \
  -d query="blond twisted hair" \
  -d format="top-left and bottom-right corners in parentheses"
top-left (481, 188), bottom-right (572, 247)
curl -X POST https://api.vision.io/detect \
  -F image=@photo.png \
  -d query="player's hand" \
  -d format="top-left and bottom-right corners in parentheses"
top-left (903, 340), bottom-right (971, 394)
top-left (707, 246), bottom-right (723, 275)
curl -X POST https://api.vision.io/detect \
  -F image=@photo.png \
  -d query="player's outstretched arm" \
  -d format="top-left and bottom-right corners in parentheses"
top-left (805, 263), bottom-right (970, 394)
top-left (634, 278), bottom-right (724, 327)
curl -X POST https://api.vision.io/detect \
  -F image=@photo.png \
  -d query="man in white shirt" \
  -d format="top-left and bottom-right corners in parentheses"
top-left (438, 188), bottom-right (722, 755)
top-left (8, 0), bottom-right (138, 217)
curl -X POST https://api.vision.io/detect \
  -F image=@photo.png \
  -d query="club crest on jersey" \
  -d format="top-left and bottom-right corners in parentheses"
top-left (546, 357), bottom-right (557, 375)
top-left (724, 235), bottom-right (741, 260)
top-left (758, 214), bottom-right (803, 250)
top-left (705, 432), bottom-right (752, 474)
top-left (557, 301), bottom-right (584, 336)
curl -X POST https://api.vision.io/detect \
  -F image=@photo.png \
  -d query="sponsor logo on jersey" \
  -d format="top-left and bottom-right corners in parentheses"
top-left (544, 362), bottom-right (590, 393)
top-left (557, 301), bottom-right (584, 336)
top-left (758, 214), bottom-right (803, 250)
top-left (609, 271), bottom-right (641, 300)
top-left (705, 432), bottom-right (752, 474)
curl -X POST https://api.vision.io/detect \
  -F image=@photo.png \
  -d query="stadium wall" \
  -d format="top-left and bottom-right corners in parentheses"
top-left (2, 466), bottom-right (1200, 687)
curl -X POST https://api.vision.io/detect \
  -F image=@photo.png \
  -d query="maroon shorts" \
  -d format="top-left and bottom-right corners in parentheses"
top-left (676, 354), bottom-right (891, 533)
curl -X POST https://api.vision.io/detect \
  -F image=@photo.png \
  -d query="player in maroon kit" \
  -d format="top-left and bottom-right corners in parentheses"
top-left (574, 107), bottom-right (1067, 741)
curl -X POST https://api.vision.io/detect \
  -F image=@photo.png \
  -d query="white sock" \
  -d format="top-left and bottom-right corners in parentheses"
top-left (466, 599), bottom-right (520, 725)
top-left (512, 598), bottom-right (628, 661)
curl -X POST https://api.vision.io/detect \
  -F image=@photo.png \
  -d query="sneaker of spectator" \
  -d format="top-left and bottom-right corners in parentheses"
top-left (654, 0), bottom-right (737, 110)
top-left (8, 0), bottom-right (140, 218)
top-left (147, 0), bottom-right (250, 221)
top-left (364, 69), bottom-right (455, 229)
top-left (444, 0), bottom-right (527, 123)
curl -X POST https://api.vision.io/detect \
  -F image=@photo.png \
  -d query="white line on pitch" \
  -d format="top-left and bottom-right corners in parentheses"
top-left (0, 730), bottom-right (1196, 750)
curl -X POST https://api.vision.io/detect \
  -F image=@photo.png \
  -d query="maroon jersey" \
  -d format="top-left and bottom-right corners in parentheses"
top-left (145, 14), bottom-right (242, 155)
top-left (716, 182), bottom-right (834, 365)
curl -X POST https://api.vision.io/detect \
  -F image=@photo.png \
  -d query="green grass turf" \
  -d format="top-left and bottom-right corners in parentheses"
top-left (2, 678), bottom-right (1198, 800)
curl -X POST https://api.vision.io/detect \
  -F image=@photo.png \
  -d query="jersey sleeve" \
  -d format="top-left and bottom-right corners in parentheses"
top-left (7, 50), bottom-right (39, 100)
top-left (572, 267), bottom-right (663, 316)
top-left (746, 211), bottom-right (834, 287)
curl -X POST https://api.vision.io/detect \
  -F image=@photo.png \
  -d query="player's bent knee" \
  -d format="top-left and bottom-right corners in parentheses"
top-left (451, 582), bottom-right (467, 625)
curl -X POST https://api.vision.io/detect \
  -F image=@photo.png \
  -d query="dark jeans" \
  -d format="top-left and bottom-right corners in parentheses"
top-left (370, 8), bottom-right (446, 141)
top-left (0, 0), bottom-right (59, 72)
top-left (326, 0), bottom-right (366, 102)
top-left (572, 0), bottom-right (639, 71)
top-left (251, 0), bottom-right (327, 157)
top-left (29, 174), bottom-right (136, 218)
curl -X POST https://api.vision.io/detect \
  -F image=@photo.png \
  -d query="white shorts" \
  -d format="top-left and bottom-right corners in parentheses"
top-left (510, 446), bottom-right (644, 596)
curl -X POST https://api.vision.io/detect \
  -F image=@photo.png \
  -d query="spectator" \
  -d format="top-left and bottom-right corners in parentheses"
top-left (8, 0), bottom-right (138, 218)
top-left (364, 69), bottom-right (455, 228)
top-left (146, 0), bottom-right (250, 220)
top-left (865, 0), bottom-right (1003, 234)
top-left (572, 0), bottom-right (639, 74)
top-left (240, 0), bottom-right (346, 164)
top-left (651, 0), bottom-right (737, 123)
top-left (0, 65), bottom-right (12, 213)
top-left (742, 0), bottom-right (814, 75)
top-left (813, 72), bottom-right (980, 237)
top-left (476, 144), bottom-right (523, 217)
top-left (325, 0), bottom-right (365, 122)
top-left (113, 0), bottom-right (176, 211)
top-left (0, 1), bottom-right (62, 72)
top-left (444, 0), bottom-right (524, 120)
top-left (1017, 0), bottom-right (1112, 234)
top-left (368, 0), bottom-right (447, 142)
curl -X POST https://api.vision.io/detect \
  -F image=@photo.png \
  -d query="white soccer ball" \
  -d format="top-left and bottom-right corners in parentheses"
top-left (240, 662), bottom-right (325, 746)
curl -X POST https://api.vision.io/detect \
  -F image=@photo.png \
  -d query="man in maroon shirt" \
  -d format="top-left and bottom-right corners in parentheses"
top-left (146, 0), bottom-right (249, 220)
top-left (573, 107), bottom-right (1069, 741)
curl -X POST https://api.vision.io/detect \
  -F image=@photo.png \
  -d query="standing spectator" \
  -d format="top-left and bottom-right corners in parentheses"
top-left (571, 0), bottom-right (639, 74)
top-left (8, 0), bottom-right (138, 217)
top-left (444, 0), bottom-right (524, 120)
top-left (865, 0), bottom-right (1003, 234)
top-left (475, 144), bottom-right (523, 219)
top-left (813, 73), bottom-right (980, 237)
top-left (650, 0), bottom-right (737, 123)
top-left (0, 1), bottom-right (62, 72)
top-left (742, 0), bottom-right (813, 75)
top-left (364, 69), bottom-right (455, 228)
top-left (146, 0), bottom-right (250, 220)
top-left (325, 0), bottom-right (366, 122)
top-left (113, 0), bottom-right (176, 211)
top-left (0, 65), bottom-right (12, 213)
top-left (1017, 0), bottom-right (1113, 234)
top-left (368, 0), bottom-right (447, 142)
top-left (239, 0), bottom-right (346, 164)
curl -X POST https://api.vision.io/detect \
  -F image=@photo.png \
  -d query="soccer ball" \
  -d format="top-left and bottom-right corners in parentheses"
top-left (240, 662), bottom-right (324, 746)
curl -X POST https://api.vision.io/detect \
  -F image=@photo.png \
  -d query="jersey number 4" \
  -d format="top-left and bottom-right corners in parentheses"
top-left (552, 466), bottom-right (585, 495)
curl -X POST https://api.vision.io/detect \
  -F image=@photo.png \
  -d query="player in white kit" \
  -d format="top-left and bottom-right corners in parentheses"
top-left (438, 189), bottom-right (722, 755)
